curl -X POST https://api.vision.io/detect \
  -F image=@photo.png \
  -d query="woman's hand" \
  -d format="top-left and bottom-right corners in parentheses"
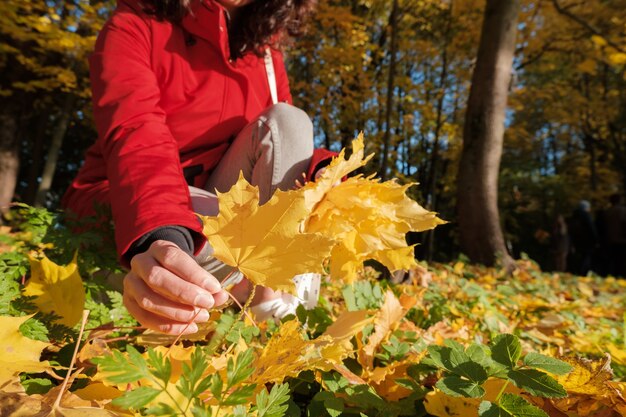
top-left (123, 240), bottom-right (229, 334)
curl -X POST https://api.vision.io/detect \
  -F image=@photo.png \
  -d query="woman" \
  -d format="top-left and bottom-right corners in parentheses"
top-left (63, 0), bottom-right (333, 334)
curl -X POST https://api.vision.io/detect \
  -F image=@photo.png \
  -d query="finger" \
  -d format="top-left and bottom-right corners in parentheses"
top-left (314, 167), bottom-right (326, 180)
top-left (148, 241), bottom-right (223, 293)
top-left (212, 289), bottom-right (230, 307)
top-left (124, 273), bottom-right (210, 323)
top-left (123, 289), bottom-right (198, 335)
top-left (131, 252), bottom-right (216, 309)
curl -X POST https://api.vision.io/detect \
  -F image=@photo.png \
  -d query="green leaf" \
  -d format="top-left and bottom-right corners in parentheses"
top-left (112, 386), bottom-right (161, 410)
top-left (19, 318), bottom-right (49, 342)
top-left (179, 347), bottom-right (211, 399)
top-left (222, 384), bottom-right (256, 405)
top-left (22, 378), bottom-right (53, 395)
top-left (190, 403), bottom-right (212, 417)
top-left (321, 371), bottom-right (349, 393)
top-left (444, 339), bottom-right (466, 354)
top-left (145, 403), bottom-right (178, 416)
top-left (227, 348), bottom-right (255, 387)
top-left (479, 401), bottom-right (511, 417)
top-left (92, 347), bottom-right (150, 384)
top-left (454, 361), bottom-right (489, 384)
top-left (523, 353), bottom-right (573, 375)
top-left (147, 349), bottom-right (172, 383)
top-left (508, 369), bottom-right (567, 398)
top-left (232, 405), bottom-right (248, 417)
top-left (314, 392), bottom-right (344, 417)
top-left (499, 393), bottom-right (548, 417)
top-left (467, 343), bottom-right (489, 364)
top-left (207, 373), bottom-right (223, 401)
top-left (342, 282), bottom-right (384, 311)
top-left (491, 334), bottom-right (522, 369)
top-left (342, 385), bottom-right (386, 410)
top-left (256, 384), bottom-right (291, 417)
top-left (426, 345), bottom-right (470, 373)
top-left (436, 376), bottom-right (485, 398)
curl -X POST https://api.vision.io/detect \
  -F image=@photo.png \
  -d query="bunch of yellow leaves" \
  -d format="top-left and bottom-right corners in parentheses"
top-left (201, 134), bottom-right (443, 291)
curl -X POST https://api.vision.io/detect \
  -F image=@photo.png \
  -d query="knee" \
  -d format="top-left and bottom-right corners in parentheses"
top-left (262, 103), bottom-right (314, 151)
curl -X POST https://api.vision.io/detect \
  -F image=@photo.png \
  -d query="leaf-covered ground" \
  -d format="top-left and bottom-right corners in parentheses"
top-left (1, 139), bottom-right (625, 416)
top-left (2, 209), bottom-right (626, 417)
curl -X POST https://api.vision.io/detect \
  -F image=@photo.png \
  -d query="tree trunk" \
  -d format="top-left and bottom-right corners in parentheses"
top-left (35, 96), bottom-right (74, 207)
top-left (379, 0), bottom-right (399, 181)
top-left (0, 113), bottom-right (19, 217)
top-left (422, 2), bottom-right (454, 262)
top-left (24, 113), bottom-right (48, 205)
top-left (457, 0), bottom-right (519, 268)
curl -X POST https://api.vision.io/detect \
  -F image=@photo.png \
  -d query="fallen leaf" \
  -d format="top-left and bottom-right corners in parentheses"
top-left (0, 315), bottom-right (51, 386)
top-left (323, 309), bottom-right (374, 342)
top-left (78, 339), bottom-right (111, 365)
top-left (365, 351), bottom-right (427, 401)
top-left (557, 356), bottom-right (613, 396)
top-left (359, 290), bottom-right (404, 369)
top-left (72, 383), bottom-right (122, 403)
top-left (424, 379), bottom-right (522, 417)
top-left (0, 388), bottom-right (124, 417)
top-left (23, 253), bottom-right (85, 327)
top-left (252, 320), bottom-right (353, 385)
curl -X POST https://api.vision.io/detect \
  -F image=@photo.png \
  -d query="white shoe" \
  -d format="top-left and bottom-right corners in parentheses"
top-left (292, 272), bottom-right (321, 310)
top-left (250, 273), bottom-right (321, 322)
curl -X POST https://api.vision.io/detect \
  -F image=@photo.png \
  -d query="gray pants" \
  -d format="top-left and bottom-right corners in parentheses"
top-left (190, 103), bottom-right (314, 283)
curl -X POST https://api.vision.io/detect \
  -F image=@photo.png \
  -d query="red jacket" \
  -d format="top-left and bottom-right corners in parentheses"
top-left (63, 0), bottom-right (334, 260)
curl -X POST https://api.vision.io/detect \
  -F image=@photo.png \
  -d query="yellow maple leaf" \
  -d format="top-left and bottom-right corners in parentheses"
top-left (302, 132), bottom-right (373, 212)
top-left (323, 310), bottom-right (374, 342)
top-left (303, 137), bottom-right (444, 282)
top-left (252, 319), bottom-right (360, 385)
top-left (72, 383), bottom-right (122, 403)
top-left (23, 253), bottom-right (85, 327)
top-left (0, 386), bottom-right (125, 417)
top-left (0, 315), bottom-right (51, 387)
top-left (200, 173), bottom-right (335, 292)
top-left (365, 351), bottom-right (427, 401)
top-left (556, 356), bottom-right (613, 396)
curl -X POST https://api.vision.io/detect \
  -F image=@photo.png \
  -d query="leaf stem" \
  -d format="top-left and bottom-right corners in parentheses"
top-left (494, 379), bottom-right (510, 403)
top-left (238, 284), bottom-right (257, 324)
top-left (52, 309), bottom-right (90, 410)
top-left (167, 309), bottom-right (203, 357)
top-left (148, 375), bottom-right (187, 416)
top-left (226, 288), bottom-right (257, 328)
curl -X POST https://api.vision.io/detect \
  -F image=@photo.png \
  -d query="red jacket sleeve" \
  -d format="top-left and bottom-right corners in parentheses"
top-left (90, 5), bottom-right (204, 260)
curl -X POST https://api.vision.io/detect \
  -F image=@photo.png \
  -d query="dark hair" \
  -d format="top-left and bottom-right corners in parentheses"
top-left (142, 0), bottom-right (316, 58)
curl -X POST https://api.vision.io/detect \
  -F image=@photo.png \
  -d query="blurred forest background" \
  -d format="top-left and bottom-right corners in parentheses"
top-left (0, 0), bottom-right (625, 273)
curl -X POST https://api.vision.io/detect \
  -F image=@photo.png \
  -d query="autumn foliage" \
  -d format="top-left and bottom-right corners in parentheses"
top-left (1, 139), bottom-right (626, 416)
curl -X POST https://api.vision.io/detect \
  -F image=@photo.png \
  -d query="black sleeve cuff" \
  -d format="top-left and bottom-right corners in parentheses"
top-left (125, 225), bottom-right (195, 262)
